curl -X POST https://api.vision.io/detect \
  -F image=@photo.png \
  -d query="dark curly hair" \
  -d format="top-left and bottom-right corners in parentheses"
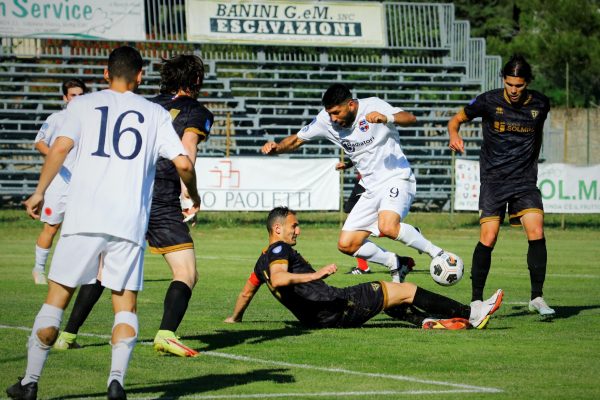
top-left (159, 54), bottom-right (205, 97)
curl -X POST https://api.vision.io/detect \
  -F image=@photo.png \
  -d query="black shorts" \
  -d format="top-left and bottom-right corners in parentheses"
top-left (318, 281), bottom-right (386, 328)
top-left (146, 200), bottom-right (193, 254)
top-left (343, 181), bottom-right (366, 214)
top-left (479, 182), bottom-right (544, 226)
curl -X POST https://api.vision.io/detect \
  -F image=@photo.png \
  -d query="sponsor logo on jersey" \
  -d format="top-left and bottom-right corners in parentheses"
top-left (495, 107), bottom-right (503, 115)
top-left (370, 282), bottom-right (380, 292)
top-left (340, 136), bottom-right (374, 153)
top-left (40, 122), bottom-right (49, 133)
top-left (205, 119), bottom-right (212, 133)
top-left (358, 119), bottom-right (369, 132)
top-left (494, 121), bottom-right (535, 134)
top-left (531, 110), bottom-right (539, 119)
top-left (272, 245), bottom-right (282, 254)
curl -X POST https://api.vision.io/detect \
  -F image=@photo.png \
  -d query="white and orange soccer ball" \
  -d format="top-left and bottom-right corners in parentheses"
top-left (430, 252), bottom-right (464, 286)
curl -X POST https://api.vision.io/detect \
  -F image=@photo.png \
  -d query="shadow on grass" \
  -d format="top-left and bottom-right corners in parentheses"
top-left (503, 304), bottom-right (600, 319)
top-left (184, 324), bottom-right (312, 351)
top-left (51, 368), bottom-right (294, 399)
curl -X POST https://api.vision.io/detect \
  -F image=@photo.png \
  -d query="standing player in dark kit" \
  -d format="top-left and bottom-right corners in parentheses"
top-left (53, 55), bottom-right (214, 356)
top-left (448, 54), bottom-right (554, 319)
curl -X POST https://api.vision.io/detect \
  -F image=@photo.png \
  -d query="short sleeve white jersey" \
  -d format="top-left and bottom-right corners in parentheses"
top-left (35, 109), bottom-right (75, 188)
top-left (58, 89), bottom-right (186, 245)
top-left (297, 97), bottom-right (412, 190)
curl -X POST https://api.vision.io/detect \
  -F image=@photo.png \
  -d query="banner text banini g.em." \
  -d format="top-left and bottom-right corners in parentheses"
top-left (186, 0), bottom-right (386, 47)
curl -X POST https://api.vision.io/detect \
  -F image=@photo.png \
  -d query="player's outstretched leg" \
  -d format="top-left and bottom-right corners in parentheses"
top-left (351, 240), bottom-right (414, 283)
top-left (383, 283), bottom-right (503, 330)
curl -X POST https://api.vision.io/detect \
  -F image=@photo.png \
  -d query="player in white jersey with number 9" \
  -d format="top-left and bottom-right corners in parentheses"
top-left (7, 46), bottom-right (200, 400)
top-left (262, 83), bottom-right (461, 283)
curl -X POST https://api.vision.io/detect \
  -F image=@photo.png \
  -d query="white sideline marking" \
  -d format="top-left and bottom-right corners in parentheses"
top-left (152, 389), bottom-right (496, 399)
top-left (1, 324), bottom-right (503, 396)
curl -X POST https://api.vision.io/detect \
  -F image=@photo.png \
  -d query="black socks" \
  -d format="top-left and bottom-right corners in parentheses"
top-left (65, 280), bottom-right (105, 334)
top-left (528, 237), bottom-right (547, 300)
top-left (412, 287), bottom-right (471, 319)
top-left (159, 281), bottom-right (192, 332)
top-left (471, 242), bottom-right (493, 302)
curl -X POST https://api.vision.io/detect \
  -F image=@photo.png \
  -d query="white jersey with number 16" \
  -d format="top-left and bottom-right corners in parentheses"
top-left (58, 89), bottom-right (186, 246)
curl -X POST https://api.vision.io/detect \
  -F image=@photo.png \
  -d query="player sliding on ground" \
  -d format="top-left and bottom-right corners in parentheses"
top-left (225, 207), bottom-right (503, 330)
top-left (262, 83), bottom-right (457, 283)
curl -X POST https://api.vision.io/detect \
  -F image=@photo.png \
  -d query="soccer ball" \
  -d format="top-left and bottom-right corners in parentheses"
top-left (430, 252), bottom-right (464, 286)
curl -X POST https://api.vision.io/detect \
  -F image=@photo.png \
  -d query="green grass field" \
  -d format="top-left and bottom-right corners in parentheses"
top-left (1, 210), bottom-right (599, 399)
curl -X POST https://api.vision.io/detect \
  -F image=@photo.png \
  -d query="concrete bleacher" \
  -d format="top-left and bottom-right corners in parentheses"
top-left (0, 2), bottom-right (498, 208)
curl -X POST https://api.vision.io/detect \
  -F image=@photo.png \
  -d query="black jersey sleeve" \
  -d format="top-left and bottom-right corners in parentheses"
top-left (184, 105), bottom-right (214, 143)
top-left (462, 93), bottom-right (489, 121)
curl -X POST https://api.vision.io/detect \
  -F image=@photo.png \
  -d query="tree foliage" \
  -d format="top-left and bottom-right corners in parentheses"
top-left (405, 0), bottom-right (600, 106)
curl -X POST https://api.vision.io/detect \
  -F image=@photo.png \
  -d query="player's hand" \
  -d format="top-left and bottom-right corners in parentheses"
top-left (261, 141), bottom-right (278, 155)
top-left (316, 263), bottom-right (337, 280)
top-left (448, 133), bottom-right (465, 155)
top-left (23, 193), bottom-right (44, 219)
top-left (335, 161), bottom-right (353, 171)
top-left (365, 112), bottom-right (388, 124)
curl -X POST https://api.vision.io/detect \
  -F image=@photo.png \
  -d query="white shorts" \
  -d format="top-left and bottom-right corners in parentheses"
top-left (40, 191), bottom-right (67, 225)
top-left (48, 233), bottom-right (144, 291)
top-left (342, 177), bottom-right (416, 236)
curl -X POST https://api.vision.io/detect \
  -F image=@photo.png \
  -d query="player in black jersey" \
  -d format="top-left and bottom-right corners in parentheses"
top-left (148, 55), bottom-right (213, 356)
top-left (448, 55), bottom-right (554, 319)
top-left (53, 55), bottom-right (213, 356)
top-left (225, 207), bottom-right (503, 330)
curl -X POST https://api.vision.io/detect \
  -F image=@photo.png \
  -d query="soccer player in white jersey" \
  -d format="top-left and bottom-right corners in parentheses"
top-left (262, 83), bottom-right (456, 282)
top-left (6, 46), bottom-right (200, 400)
top-left (31, 78), bottom-right (87, 285)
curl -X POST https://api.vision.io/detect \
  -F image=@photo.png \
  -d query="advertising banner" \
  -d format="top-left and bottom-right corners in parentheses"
top-left (196, 157), bottom-right (340, 211)
top-left (1, 0), bottom-right (145, 40)
top-left (186, 0), bottom-right (386, 47)
top-left (454, 159), bottom-right (600, 213)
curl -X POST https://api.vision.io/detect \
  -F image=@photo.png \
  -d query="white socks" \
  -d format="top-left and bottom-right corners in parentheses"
top-left (353, 241), bottom-right (396, 269)
top-left (396, 223), bottom-right (442, 258)
top-left (34, 245), bottom-right (50, 272)
top-left (108, 311), bottom-right (138, 388)
top-left (23, 304), bottom-right (63, 385)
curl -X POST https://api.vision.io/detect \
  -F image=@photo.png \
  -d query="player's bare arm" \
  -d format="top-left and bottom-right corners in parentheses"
top-left (224, 279), bottom-right (260, 323)
top-left (365, 111), bottom-right (417, 126)
top-left (447, 111), bottom-right (469, 154)
top-left (269, 263), bottom-right (337, 288)
top-left (24, 136), bottom-right (74, 219)
top-left (261, 134), bottom-right (305, 155)
top-left (180, 129), bottom-right (200, 197)
top-left (173, 154), bottom-right (201, 211)
top-left (34, 141), bottom-right (50, 157)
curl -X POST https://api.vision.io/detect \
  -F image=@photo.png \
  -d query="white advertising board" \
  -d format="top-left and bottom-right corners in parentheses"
top-left (1, 0), bottom-right (145, 41)
top-left (196, 157), bottom-right (340, 211)
top-left (454, 159), bottom-right (600, 213)
top-left (186, 0), bottom-right (386, 47)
